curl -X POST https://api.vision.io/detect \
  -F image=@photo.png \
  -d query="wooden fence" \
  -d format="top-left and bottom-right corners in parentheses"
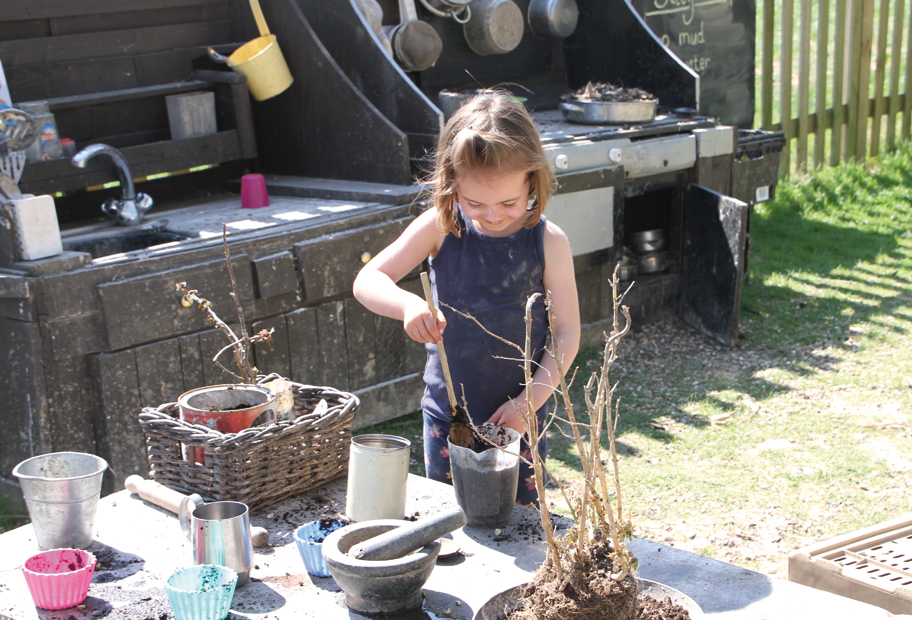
top-left (758, 0), bottom-right (912, 173)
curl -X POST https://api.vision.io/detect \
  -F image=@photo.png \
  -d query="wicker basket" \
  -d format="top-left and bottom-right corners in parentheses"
top-left (138, 378), bottom-right (359, 511)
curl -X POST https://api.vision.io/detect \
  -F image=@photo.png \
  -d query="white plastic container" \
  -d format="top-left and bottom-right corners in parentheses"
top-left (345, 434), bottom-right (410, 522)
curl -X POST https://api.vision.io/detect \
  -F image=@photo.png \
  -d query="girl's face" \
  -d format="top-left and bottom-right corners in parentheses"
top-left (455, 168), bottom-right (531, 237)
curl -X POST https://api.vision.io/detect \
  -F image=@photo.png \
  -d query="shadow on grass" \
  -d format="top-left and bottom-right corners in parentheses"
top-left (547, 151), bottom-right (912, 475)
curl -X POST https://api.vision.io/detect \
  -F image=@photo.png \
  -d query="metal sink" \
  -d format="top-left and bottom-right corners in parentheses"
top-left (61, 227), bottom-right (190, 259)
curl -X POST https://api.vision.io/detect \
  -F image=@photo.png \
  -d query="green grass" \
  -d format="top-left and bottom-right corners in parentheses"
top-left (360, 141), bottom-right (912, 576)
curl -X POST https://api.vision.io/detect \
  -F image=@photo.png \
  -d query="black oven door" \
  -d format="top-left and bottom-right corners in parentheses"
top-left (680, 185), bottom-right (749, 346)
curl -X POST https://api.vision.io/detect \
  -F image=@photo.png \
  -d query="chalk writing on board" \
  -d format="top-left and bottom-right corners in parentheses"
top-left (632, 0), bottom-right (755, 127)
top-left (646, 0), bottom-right (730, 25)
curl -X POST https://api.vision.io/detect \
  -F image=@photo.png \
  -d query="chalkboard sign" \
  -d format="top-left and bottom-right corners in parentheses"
top-left (630, 0), bottom-right (756, 128)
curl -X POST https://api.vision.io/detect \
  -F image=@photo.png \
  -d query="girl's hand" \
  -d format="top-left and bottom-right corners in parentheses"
top-left (403, 299), bottom-right (446, 344)
top-left (489, 398), bottom-right (527, 434)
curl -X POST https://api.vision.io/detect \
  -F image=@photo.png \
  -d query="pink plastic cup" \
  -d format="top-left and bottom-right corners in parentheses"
top-left (241, 173), bottom-right (269, 209)
top-left (22, 548), bottom-right (96, 610)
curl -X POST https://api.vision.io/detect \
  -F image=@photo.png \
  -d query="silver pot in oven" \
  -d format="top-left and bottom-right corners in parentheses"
top-left (628, 228), bottom-right (664, 243)
top-left (558, 99), bottom-right (657, 125)
top-left (632, 238), bottom-right (666, 253)
top-left (638, 251), bottom-right (668, 274)
top-left (617, 263), bottom-right (637, 281)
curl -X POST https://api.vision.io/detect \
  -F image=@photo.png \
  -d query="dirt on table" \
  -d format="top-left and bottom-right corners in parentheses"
top-left (635, 595), bottom-right (691, 620)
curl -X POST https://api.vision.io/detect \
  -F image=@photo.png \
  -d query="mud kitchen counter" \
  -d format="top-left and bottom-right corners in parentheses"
top-left (0, 474), bottom-right (896, 620)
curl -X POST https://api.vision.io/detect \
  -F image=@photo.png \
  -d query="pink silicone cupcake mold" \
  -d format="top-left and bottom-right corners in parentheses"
top-left (21, 548), bottom-right (96, 610)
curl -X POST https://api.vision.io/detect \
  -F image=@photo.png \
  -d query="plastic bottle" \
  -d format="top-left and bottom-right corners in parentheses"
top-left (18, 101), bottom-right (63, 163)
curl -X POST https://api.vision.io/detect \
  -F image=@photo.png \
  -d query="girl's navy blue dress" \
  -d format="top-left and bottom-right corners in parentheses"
top-left (422, 208), bottom-right (550, 505)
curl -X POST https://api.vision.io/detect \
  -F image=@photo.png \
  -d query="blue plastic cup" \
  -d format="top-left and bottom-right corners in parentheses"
top-left (294, 520), bottom-right (347, 577)
top-left (164, 565), bottom-right (237, 620)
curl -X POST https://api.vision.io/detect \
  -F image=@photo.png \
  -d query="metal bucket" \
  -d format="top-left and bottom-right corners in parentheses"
top-left (448, 428), bottom-right (521, 528)
top-left (345, 435), bottom-right (410, 522)
top-left (13, 452), bottom-right (108, 550)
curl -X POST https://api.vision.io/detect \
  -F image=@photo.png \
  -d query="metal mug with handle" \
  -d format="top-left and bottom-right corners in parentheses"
top-left (191, 501), bottom-right (255, 587)
top-left (124, 474), bottom-right (269, 548)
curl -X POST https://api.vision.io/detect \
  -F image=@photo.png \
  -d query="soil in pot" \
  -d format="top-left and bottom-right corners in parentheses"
top-left (563, 82), bottom-right (656, 103)
top-left (309, 516), bottom-right (352, 543)
top-left (507, 539), bottom-right (639, 620)
top-left (497, 539), bottom-right (695, 620)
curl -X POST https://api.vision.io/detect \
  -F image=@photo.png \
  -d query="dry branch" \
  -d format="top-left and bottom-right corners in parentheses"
top-left (175, 226), bottom-right (274, 384)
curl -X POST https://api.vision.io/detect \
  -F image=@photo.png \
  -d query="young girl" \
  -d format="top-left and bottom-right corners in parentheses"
top-left (353, 92), bottom-right (580, 505)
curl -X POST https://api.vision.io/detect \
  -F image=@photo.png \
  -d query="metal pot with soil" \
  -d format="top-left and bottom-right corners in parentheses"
top-left (560, 82), bottom-right (658, 125)
top-left (448, 425), bottom-right (521, 528)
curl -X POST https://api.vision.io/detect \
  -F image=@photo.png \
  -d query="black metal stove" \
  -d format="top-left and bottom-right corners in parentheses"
top-left (535, 111), bottom-right (715, 143)
top-left (530, 107), bottom-right (747, 346)
top-left (249, 0), bottom-right (749, 345)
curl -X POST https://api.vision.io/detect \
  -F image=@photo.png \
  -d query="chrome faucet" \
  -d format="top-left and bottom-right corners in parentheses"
top-left (71, 144), bottom-right (153, 226)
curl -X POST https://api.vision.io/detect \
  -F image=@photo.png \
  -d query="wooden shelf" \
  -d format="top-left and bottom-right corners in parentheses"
top-left (18, 130), bottom-right (244, 195)
top-left (43, 81), bottom-right (212, 111)
top-left (16, 72), bottom-right (256, 197)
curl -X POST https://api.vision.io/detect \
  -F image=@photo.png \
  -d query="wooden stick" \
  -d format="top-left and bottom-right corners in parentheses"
top-left (420, 272), bottom-right (475, 449)
top-left (420, 272), bottom-right (457, 409)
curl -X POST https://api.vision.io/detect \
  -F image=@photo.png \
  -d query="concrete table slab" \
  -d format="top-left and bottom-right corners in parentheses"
top-left (0, 474), bottom-right (895, 620)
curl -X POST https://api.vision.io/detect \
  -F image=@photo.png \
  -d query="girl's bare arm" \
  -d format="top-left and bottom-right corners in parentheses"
top-left (352, 209), bottom-right (447, 343)
top-left (489, 221), bottom-right (581, 431)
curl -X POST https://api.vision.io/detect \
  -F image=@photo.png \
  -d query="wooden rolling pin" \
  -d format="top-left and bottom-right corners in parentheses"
top-left (125, 475), bottom-right (270, 547)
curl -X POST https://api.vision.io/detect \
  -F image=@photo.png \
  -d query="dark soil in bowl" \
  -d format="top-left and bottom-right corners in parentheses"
top-left (311, 517), bottom-right (352, 543)
top-left (564, 82), bottom-right (656, 103)
top-left (501, 540), bottom-right (695, 620)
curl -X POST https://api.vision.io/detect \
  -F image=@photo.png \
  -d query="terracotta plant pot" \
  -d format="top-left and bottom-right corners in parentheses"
top-left (178, 384), bottom-right (276, 463)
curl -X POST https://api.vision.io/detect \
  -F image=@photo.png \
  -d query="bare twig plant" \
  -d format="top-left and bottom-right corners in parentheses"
top-left (176, 225), bottom-right (274, 384)
top-left (450, 266), bottom-right (637, 619)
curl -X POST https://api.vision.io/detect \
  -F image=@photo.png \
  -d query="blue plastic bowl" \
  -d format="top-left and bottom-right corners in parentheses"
top-left (294, 520), bottom-right (347, 577)
top-left (164, 565), bottom-right (237, 620)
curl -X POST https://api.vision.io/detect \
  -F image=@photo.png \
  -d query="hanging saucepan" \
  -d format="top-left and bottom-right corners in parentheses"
top-left (528, 0), bottom-right (579, 39)
top-left (558, 99), bottom-right (657, 125)
top-left (389, 0), bottom-right (444, 71)
top-left (463, 0), bottom-right (525, 56)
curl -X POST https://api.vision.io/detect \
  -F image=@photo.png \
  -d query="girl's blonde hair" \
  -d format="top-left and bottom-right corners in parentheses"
top-left (427, 91), bottom-right (557, 236)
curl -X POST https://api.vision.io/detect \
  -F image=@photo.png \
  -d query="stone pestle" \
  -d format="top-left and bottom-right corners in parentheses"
top-left (348, 507), bottom-right (467, 561)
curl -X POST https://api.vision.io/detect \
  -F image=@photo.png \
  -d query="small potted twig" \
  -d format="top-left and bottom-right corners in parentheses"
top-left (138, 225), bottom-right (361, 509)
top-left (173, 225), bottom-right (277, 462)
